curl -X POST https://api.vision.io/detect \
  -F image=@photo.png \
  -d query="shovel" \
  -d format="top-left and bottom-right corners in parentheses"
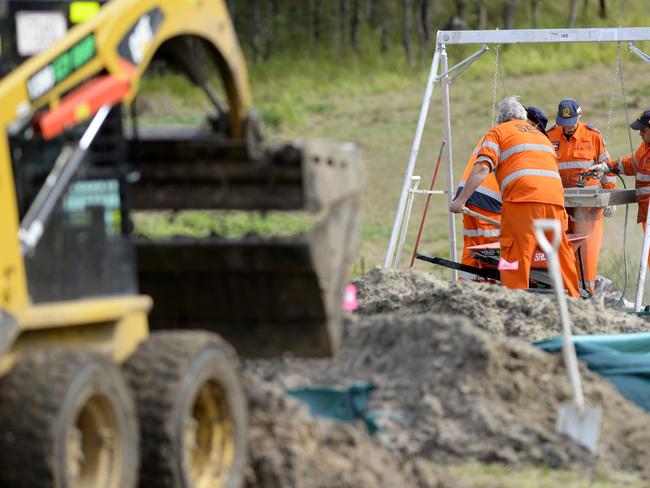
top-left (533, 219), bottom-right (602, 453)
top-left (461, 207), bottom-right (501, 227)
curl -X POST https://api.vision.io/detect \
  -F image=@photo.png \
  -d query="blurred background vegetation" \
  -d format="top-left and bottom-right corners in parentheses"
top-left (139, 0), bottom-right (650, 301)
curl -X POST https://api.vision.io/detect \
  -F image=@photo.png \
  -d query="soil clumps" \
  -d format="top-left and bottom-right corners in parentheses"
top-left (246, 268), bottom-right (650, 486)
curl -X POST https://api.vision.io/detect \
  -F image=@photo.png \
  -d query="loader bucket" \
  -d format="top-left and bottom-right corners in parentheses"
top-left (128, 129), bottom-right (364, 357)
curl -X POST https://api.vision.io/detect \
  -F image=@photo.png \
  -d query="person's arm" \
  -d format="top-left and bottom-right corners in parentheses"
top-left (597, 136), bottom-right (617, 189)
top-left (591, 153), bottom-right (637, 175)
top-left (449, 162), bottom-right (490, 213)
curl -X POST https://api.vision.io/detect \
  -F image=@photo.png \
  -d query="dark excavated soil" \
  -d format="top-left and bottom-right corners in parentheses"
top-left (245, 268), bottom-right (650, 487)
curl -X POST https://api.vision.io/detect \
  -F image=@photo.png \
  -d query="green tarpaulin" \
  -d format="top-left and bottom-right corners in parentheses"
top-left (534, 332), bottom-right (650, 413)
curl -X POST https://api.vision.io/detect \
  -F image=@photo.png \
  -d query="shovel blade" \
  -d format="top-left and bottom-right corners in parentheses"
top-left (556, 403), bottom-right (603, 453)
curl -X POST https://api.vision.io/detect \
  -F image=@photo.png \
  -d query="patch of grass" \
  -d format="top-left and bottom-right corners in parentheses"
top-left (438, 462), bottom-right (643, 487)
top-left (132, 210), bottom-right (317, 239)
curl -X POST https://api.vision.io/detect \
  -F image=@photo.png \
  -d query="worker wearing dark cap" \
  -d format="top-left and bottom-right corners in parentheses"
top-left (526, 106), bottom-right (548, 136)
top-left (546, 98), bottom-right (615, 293)
top-left (591, 109), bottom-right (650, 263)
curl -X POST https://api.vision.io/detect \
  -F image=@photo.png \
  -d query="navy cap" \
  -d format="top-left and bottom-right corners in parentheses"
top-left (526, 106), bottom-right (548, 133)
top-left (556, 98), bottom-right (582, 126)
top-left (630, 109), bottom-right (650, 130)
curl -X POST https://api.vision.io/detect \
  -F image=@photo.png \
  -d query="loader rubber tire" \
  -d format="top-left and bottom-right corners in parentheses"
top-left (123, 331), bottom-right (247, 488)
top-left (0, 348), bottom-right (140, 488)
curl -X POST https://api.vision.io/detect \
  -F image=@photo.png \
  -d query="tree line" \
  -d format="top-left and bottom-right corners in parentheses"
top-left (225, 0), bottom-right (614, 67)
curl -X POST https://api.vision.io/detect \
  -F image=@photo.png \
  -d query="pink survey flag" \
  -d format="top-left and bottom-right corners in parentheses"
top-left (342, 284), bottom-right (359, 312)
top-left (498, 257), bottom-right (519, 271)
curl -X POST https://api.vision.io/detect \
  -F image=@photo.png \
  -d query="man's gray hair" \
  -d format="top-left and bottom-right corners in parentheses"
top-left (497, 96), bottom-right (527, 124)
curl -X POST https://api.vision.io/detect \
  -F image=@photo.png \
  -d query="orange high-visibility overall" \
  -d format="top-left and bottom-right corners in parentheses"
top-left (456, 141), bottom-right (502, 276)
top-left (547, 122), bottom-right (614, 291)
top-left (610, 141), bottom-right (650, 265)
top-left (476, 119), bottom-right (580, 297)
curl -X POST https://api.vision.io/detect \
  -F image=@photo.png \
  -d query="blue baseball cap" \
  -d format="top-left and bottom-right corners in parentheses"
top-left (526, 106), bottom-right (548, 133)
top-left (556, 98), bottom-right (582, 126)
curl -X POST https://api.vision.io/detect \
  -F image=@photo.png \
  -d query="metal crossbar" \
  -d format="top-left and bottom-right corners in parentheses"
top-left (436, 28), bottom-right (650, 45)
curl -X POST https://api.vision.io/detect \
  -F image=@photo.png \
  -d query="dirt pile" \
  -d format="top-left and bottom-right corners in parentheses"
top-left (243, 372), bottom-right (447, 488)
top-left (245, 268), bottom-right (650, 485)
top-left (354, 266), bottom-right (650, 340)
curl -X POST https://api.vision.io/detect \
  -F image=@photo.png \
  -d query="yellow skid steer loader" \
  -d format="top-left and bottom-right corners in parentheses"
top-left (0, 1), bottom-right (364, 486)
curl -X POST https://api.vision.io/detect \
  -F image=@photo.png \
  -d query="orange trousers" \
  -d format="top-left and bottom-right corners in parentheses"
top-left (460, 206), bottom-right (501, 278)
top-left (568, 207), bottom-right (603, 292)
top-left (499, 201), bottom-right (580, 297)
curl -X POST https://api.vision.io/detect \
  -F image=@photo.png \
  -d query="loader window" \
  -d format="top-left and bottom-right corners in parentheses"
top-left (11, 106), bottom-right (137, 303)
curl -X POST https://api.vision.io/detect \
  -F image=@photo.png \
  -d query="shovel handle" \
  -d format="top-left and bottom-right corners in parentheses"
top-left (461, 207), bottom-right (501, 227)
top-left (533, 219), bottom-right (561, 256)
top-left (533, 219), bottom-right (585, 411)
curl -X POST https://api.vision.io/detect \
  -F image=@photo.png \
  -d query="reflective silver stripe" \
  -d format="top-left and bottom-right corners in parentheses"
top-left (602, 176), bottom-right (617, 184)
top-left (617, 159), bottom-right (625, 173)
top-left (584, 280), bottom-right (596, 289)
top-left (500, 169), bottom-right (561, 192)
top-left (475, 155), bottom-right (494, 171)
top-left (597, 151), bottom-right (610, 162)
top-left (463, 228), bottom-right (501, 237)
top-left (636, 187), bottom-right (650, 196)
top-left (480, 141), bottom-right (501, 156)
top-left (475, 186), bottom-right (502, 202)
top-left (636, 173), bottom-right (650, 182)
top-left (557, 160), bottom-right (593, 170)
top-left (500, 143), bottom-right (556, 161)
top-left (473, 141), bottom-right (501, 157)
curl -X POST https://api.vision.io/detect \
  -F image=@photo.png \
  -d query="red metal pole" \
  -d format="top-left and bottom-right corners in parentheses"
top-left (409, 140), bottom-right (446, 268)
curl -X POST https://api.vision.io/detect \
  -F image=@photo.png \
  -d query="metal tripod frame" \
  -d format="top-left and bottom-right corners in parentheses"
top-left (385, 27), bottom-right (650, 295)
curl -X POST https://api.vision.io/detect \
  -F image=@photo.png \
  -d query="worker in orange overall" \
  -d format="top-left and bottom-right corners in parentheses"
top-left (456, 106), bottom-right (549, 280)
top-left (546, 98), bottom-right (616, 293)
top-left (456, 141), bottom-right (501, 279)
top-left (591, 109), bottom-right (650, 264)
top-left (450, 96), bottom-right (580, 297)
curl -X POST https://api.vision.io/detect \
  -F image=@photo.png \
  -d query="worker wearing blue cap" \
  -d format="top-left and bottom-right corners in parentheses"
top-left (546, 98), bottom-right (616, 293)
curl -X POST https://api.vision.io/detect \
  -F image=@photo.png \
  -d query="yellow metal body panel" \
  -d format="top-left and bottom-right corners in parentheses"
top-left (0, 0), bottom-right (252, 366)
top-left (0, 296), bottom-right (151, 375)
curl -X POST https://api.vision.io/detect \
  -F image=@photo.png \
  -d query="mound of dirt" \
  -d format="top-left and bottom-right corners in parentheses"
top-left (245, 268), bottom-right (650, 485)
top-left (243, 373), bottom-right (447, 488)
top-left (354, 267), bottom-right (650, 340)
top-left (248, 313), bottom-right (650, 480)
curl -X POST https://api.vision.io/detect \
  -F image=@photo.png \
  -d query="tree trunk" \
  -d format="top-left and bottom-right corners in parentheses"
top-left (568, 0), bottom-right (579, 27)
top-left (599, 0), bottom-right (607, 18)
top-left (350, 0), bottom-right (361, 52)
top-left (263, 0), bottom-right (279, 61)
top-left (402, 0), bottom-right (413, 67)
top-left (379, 0), bottom-right (389, 53)
top-left (530, 0), bottom-right (539, 28)
top-left (503, 0), bottom-right (517, 30)
top-left (475, 0), bottom-right (487, 29)
top-left (368, 0), bottom-right (379, 27)
top-left (251, 0), bottom-right (262, 63)
top-left (310, 0), bottom-right (322, 44)
top-left (339, 0), bottom-right (348, 45)
top-left (419, 0), bottom-right (432, 42)
top-left (416, 0), bottom-right (431, 66)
